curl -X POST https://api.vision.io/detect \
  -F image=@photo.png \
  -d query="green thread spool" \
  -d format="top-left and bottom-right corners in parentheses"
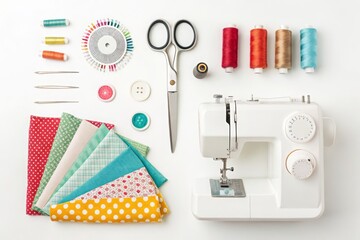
top-left (42, 19), bottom-right (70, 27)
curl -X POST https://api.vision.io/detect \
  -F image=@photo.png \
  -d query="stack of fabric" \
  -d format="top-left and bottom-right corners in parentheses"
top-left (26, 113), bottom-right (168, 223)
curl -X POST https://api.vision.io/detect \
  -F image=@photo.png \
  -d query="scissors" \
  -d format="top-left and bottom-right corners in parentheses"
top-left (147, 19), bottom-right (197, 153)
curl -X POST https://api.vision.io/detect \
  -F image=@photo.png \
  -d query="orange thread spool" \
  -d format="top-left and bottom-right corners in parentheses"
top-left (250, 26), bottom-right (267, 73)
top-left (41, 50), bottom-right (68, 61)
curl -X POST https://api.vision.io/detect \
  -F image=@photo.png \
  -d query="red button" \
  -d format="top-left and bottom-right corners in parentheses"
top-left (98, 85), bottom-right (116, 102)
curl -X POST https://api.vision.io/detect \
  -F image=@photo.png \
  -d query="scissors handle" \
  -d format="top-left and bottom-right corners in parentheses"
top-left (147, 19), bottom-right (171, 51)
top-left (173, 20), bottom-right (197, 50)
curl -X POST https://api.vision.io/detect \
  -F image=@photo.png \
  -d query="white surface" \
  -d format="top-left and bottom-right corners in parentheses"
top-left (0, 0), bottom-right (359, 239)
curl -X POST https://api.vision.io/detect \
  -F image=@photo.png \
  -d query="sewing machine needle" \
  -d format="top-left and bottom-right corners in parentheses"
top-left (34, 101), bottom-right (79, 104)
top-left (35, 71), bottom-right (79, 74)
top-left (168, 92), bottom-right (178, 153)
top-left (34, 85), bottom-right (79, 89)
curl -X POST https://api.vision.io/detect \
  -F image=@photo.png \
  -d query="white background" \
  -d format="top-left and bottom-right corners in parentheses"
top-left (0, 0), bottom-right (359, 239)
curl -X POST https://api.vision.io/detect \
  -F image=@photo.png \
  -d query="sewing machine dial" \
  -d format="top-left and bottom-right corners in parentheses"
top-left (286, 150), bottom-right (316, 180)
top-left (285, 113), bottom-right (316, 143)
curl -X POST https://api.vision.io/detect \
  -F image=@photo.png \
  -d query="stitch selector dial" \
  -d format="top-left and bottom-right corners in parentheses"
top-left (285, 112), bottom-right (316, 143)
top-left (286, 150), bottom-right (316, 180)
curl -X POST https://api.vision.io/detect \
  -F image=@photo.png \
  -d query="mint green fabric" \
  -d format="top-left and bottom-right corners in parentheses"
top-left (52, 124), bottom-right (110, 194)
top-left (118, 134), bottom-right (149, 156)
top-left (31, 113), bottom-right (82, 213)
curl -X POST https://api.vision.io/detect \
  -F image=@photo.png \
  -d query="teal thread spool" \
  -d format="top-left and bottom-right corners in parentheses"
top-left (42, 19), bottom-right (70, 27)
top-left (300, 27), bottom-right (317, 73)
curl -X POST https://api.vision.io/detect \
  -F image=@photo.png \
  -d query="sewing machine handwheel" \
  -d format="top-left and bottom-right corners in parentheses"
top-left (286, 150), bottom-right (316, 180)
top-left (285, 112), bottom-right (316, 143)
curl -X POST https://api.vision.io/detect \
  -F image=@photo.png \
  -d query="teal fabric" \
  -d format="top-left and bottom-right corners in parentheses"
top-left (120, 135), bottom-right (167, 188)
top-left (60, 148), bottom-right (143, 203)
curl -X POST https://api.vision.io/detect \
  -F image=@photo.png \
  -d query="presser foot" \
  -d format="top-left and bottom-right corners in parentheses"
top-left (209, 179), bottom-right (246, 198)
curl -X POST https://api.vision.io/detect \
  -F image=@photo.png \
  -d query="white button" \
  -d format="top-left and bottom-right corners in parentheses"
top-left (131, 81), bottom-right (151, 101)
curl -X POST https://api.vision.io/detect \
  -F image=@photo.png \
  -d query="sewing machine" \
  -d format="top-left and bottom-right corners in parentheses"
top-left (192, 95), bottom-right (335, 220)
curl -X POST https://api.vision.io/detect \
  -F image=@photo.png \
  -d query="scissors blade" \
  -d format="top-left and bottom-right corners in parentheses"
top-left (167, 92), bottom-right (178, 153)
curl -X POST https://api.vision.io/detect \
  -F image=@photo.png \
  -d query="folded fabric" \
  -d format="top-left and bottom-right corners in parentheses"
top-left (32, 113), bottom-right (114, 214)
top-left (42, 130), bottom-right (128, 214)
top-left (50, 148), bottom-right (169, 223)
top-left (26, 116), bottom-right (60, 215)
top-left (121, 137), bottom-right (164, 188)
top-left (61, 148), bottom-right (148, 202)
top-left (35, 120), bottom-right (98, 209)
top-left (53, 124), bottom-right (110, 195)
top-left (43, 130), bottom-right (166, 215)
top-left (50, 194), bottom-right (168, 223)
top-left (77, 167), bottom-right (156, 200)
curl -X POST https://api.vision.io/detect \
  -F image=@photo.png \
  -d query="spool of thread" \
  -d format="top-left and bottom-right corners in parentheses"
top-left (44, 37), bottom-right (69, 45)
top-left (193, 62), bottom-right (208, 79)
top-left (300, 27), bottom-right (317, 73)
top-left (275, 25), bottom-right (292, 74)
top-left (222, 26), bottom-right (238, 73)
top-left (250, 25), bottom-right (267, 73)
top-left (42, 19), bottom-right (70, 27)
top-left (40, 50), bottom-right (68, 61)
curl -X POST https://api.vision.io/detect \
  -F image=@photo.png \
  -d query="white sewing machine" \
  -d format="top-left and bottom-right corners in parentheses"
top-left (192, 95), bottom-right (335, 220)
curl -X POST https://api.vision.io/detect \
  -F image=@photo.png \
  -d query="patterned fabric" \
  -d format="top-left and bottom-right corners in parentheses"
top-left (26, 116), bottom-right (60, 215)
top-left (42, 130), bottom-right (128, 214)
top-left (60, 147), bottom-right (143, 203)
top-left (77, 168), bottom-right (156, 200)
top-left (53, 124), bottom-right (110, 194)
top-left (49, 142), bottom-right (169, 223)
top-left (50, 194), bottom-right (169, 223)
top-left (35, 120), bottom-right (99, 209)
top-left (119, 135), bottom-right (149, 157)
top-left (32, 113), bottom-right (114, 213)
top-left (122, 137), bottom-right (166, 188)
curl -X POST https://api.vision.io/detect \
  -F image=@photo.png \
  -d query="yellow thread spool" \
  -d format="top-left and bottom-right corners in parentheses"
top-left (44, 37), bottom-right (69, 45)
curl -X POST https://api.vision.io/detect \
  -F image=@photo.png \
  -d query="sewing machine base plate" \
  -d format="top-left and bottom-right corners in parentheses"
top-left (210, 179), bottom-right (246, 198)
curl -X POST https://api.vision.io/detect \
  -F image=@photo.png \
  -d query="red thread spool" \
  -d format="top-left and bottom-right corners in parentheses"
top-left (222, 26), bottom-right (238, 73)
top-left (41, 50), bottom-right (68, 61)
top-left (250, 26), bottom-right (267, 73)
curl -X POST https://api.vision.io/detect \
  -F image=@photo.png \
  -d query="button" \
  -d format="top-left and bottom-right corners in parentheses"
top-left (98, 85), bottom-right (116, 102)
top-left (130, 81), bottom-right (151, 101)
top-left (132, 112), bottom-right (150, 131)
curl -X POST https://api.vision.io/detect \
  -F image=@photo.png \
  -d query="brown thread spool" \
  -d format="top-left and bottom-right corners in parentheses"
top-left (40, 50), bottom-right (68, 61)
top-left (193, 62), bottom-right (208, 79)
top-left (275, 26), bottom-right (292, 73)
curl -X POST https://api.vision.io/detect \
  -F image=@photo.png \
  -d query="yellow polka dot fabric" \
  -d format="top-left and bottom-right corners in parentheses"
top-left (50, 193), bottom-right (169, 223)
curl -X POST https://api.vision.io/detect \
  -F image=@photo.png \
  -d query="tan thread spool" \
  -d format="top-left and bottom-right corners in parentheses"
top-left (275, 26), bottom-right (292, 73)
